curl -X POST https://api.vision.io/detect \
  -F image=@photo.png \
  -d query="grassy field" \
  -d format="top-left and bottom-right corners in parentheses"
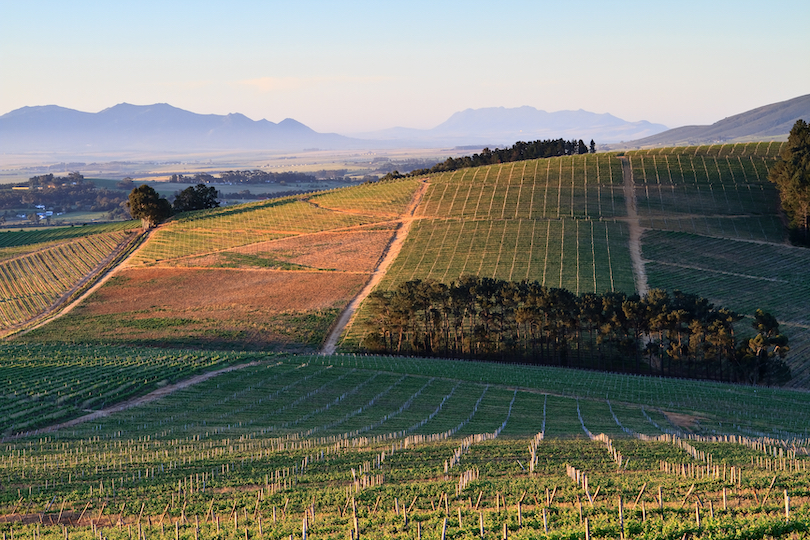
top-left (2, 353), bottom-right (810, 539)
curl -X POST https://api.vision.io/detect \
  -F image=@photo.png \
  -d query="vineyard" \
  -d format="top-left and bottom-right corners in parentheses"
top-left (130, 180), bottom-right (422, 267)
top-left (341, 154), bottom-right (636, 350)
top-left (15, 179), bottom-right (424, 351)
top-left (0, 227), bottom-right (139, 332)
top-left (0, 344), bottom-right (254, 435)
top-left (624, 144), bottom-right (810, 388)
top-left (2, 353), bottom-right (810, 540)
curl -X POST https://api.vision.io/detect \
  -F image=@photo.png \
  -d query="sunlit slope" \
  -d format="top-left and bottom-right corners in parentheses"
top-left (378, 153), bottom-right (634, 293)
top-left (342, 153), bottom-right (636, 349)
top-left (0, 222), bottom-right (139, 331)
top-left (18, 180), bottom-right (424, 350)
top-left (130, 180), bottom-right (422, 266)
top-left (342, 143), bottom-right (809, 388)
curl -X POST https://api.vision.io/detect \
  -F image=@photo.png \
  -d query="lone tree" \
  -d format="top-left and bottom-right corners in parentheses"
top-left (173, 183), bottom-right (220, 213)
top-left (769, 119), bottom-right (810, 245)
top-left (126, 185), bottom-right (172, 229)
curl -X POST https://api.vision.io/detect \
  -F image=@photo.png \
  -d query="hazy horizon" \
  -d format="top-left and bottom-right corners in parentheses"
top-left (2, 0), bottom-right (809, 134)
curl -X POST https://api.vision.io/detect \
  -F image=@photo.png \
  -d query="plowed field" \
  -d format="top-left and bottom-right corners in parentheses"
top-left (20, 268), bottom-right (368, 350)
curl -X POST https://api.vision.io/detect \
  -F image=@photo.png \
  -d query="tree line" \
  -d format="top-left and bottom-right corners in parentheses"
top-left (770, 119), bottom-right (810, 246)
top-left (171, 170), bottom-right (318, 184)
top-left (380, 138), bottom-right (595, 181)
top-left (0, 173), bottom-right (129, 219)
top-left (361, 277), bottom-right (790, 385)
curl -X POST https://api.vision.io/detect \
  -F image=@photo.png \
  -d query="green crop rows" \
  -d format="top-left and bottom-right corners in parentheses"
top-left (627, 145), bottom-right (809, 388)
top-left (381, 218), bottom-right (634, 293)
top-left (2, 354), bottom-right (810, 540)
top-left (0, 221), bottom-right (138, 250)
top-left (0, 344), bottom-right (255, 435)
top-left (0, 231), bottom-right (133, 329)
top-left (342, 154), bottom-right (636, 349)
top-left (628, 153), bottom-right (783, 242)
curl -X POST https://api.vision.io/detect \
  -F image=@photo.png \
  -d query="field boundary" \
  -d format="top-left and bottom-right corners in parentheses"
top-left (321, 180), bottom-right (429, 354)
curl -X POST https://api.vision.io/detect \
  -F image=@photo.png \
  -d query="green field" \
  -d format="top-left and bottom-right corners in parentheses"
top-left (2, 354), bottom-right (810, 540)
top-left (1, 142), bottom-right (810, 538)
top-left (623, 144), bottom-right (810, 387)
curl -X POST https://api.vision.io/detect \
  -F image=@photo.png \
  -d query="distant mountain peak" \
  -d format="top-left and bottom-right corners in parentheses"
top-left (0, 103), bottom-right (357, 155)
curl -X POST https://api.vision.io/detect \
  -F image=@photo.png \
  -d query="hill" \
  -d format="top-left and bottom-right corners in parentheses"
top-left (13, 180), bottom-right (425, 350)
top-left (617, 93), bottom-right (810, 148)
top-left (4, 145), bottom-right (810, 538)
top-left (14, 141), bottom-right (810, 388)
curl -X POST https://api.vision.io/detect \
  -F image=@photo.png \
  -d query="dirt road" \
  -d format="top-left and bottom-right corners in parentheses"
top-left (320, 180), bottom-right (429, 354)
top-left (620, 157), bottom-right (649, 296)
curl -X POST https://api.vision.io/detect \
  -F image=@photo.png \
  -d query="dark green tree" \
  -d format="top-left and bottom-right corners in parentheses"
top-left (734, 309), bottom-right (791, 385)
top-left (769, 119), bottom-right (810, 245)
top-left (172, 184), bottom-right (220, 213)
top-left (126, 185), bottom-right (172, 229)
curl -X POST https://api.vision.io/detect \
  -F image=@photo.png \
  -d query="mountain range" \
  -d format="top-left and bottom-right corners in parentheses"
top-left (0, 103), bottom-right (357, 154)
top-left (1, 95), bottom-right (808, 157)
top-left (350, 107), bottom-right (668, 146)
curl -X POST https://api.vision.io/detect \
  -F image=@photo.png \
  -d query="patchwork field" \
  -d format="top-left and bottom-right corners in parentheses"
top-left (2, 141), bottom-right (810, 539)
top-left (14, 180), bottom-right (423, 350)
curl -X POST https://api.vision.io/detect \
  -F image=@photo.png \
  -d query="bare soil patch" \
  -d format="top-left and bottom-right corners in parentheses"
top-left (18, 268), bottom-right (367, 350)
top-left (82, 267), bottom-right (364, 315)
top-left (661, 411), bottom-right (704, 432)
top-left (172, 227), bottom-right (395, 273)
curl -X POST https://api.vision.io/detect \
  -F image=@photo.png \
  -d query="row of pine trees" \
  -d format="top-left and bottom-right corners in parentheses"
top-left (361, 277), bottom-right (790, 385)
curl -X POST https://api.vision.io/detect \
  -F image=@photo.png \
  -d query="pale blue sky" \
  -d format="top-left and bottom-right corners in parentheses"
top-left (1, 0), bottom-right (808, 133)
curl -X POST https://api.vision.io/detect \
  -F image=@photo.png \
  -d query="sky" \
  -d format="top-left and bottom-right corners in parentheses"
top-left (1, 0), bottom-right (809, 134)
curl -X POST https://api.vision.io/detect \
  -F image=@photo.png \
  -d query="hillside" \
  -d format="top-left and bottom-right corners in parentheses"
top-left (354, 106), bottom-right (667, 145)
top-left (17, 180), bottom-right (425, 350)
top-left (619, 94), bottom-right (810, 148)
top-left (4, 146), bottom-right (810, 538)
top-left (338, 142), bottom-right (810, 386)
top-left (15, 142), bottom-right (810, 386)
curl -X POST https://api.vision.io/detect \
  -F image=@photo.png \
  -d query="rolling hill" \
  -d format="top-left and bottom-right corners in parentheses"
top-left (12, 141), bottom-right (810, 388)
top-left (353, 105), bottom-right (668, 145)
top-left (618, 93), bottom-right (810, 148)
top-left (0, 102), bottom-right (360, 154)
top-left (3, 143), bottom-right (810, 540)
